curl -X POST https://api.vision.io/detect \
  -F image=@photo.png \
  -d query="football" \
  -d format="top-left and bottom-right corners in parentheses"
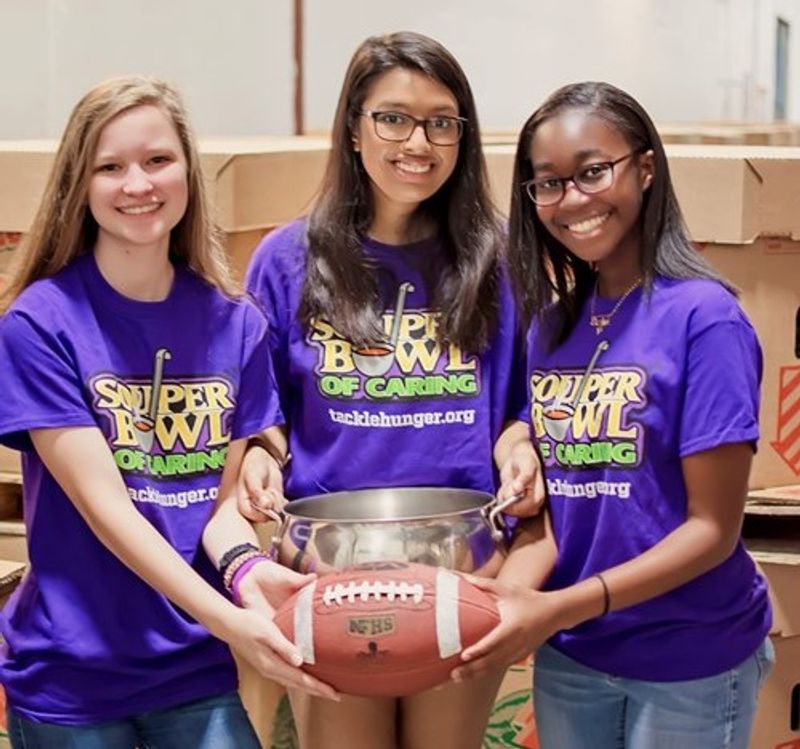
top-left (272, 561), bottom-right (500, 697)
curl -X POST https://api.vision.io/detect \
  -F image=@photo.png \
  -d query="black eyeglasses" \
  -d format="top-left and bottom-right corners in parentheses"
top-left (522, 151), bottom-right (640, 206)
top-left (360, 110), bottom-right (466, 146)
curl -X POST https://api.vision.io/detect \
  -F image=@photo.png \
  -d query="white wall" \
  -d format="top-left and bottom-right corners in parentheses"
top-left (0, 0), bottom-right (798, 139)
top-left (0, 0), bottom-right (294, 139)
top-left (304, 0), bottom-right (800, 132)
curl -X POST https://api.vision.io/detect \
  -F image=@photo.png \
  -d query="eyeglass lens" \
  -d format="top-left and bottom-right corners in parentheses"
top-left (528, 163), bottom-right (615, 205)
top-left (370, 112), bottom-right (463, 145)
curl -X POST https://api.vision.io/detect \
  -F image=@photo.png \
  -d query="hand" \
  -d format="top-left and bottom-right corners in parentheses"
top-left (222, 603), bottom-right (339, 701)
top-left (224, 559), bottom-right (340, 700)
top-left (497, 439), bottom-right (545, 517)
top-left (236, 558), bottom-right (312, 613)
top-left (450, 576), bottom-right (560, 682)
top-left (237, 444), bottom-right (287, 522)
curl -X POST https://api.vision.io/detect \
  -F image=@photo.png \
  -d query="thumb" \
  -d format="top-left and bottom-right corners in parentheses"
top-left (263, 618), bottom-right (305, 668)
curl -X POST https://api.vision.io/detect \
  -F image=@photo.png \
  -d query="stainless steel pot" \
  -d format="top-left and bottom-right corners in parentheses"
top-left (260, 487), bottom-right (518, 576)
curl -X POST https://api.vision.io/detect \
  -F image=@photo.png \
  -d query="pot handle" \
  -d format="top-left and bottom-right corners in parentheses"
top-left (486, 492), bottom-right (524, 542)
top-left (248, 501), bottom-right (288, 561)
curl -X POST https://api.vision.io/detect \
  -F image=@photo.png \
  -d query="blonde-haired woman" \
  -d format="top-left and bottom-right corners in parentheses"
top-left (0, 76), bottom-right (333, 749)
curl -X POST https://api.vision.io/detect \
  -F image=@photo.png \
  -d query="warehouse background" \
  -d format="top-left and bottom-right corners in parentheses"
top-left (0, 0), bottom-right (798, 138)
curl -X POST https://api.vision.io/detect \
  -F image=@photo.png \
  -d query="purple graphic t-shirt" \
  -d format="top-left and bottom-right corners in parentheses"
top-left (526, 276), bottom-right (771, 680)
top-left (0, 254), bottom-right (281, 724)
top-left (246, 220), bottom-right (525, 498)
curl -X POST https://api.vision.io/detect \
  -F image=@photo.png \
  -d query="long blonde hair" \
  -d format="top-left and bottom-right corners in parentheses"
top-left (3, 76), bottom-right (238, 307)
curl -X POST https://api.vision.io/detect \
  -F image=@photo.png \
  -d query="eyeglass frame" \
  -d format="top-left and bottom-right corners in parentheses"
top-left (359, 109), bottom-right (467, 146)
top-left (521, 150), bottom-right (643, 206)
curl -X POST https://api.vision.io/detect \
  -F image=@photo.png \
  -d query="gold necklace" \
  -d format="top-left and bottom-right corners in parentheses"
top-left (589, 277), bottom-right (642, 336)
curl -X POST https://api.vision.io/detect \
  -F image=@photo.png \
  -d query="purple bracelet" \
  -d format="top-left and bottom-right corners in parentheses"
top-left (230, 555), bottom-right (270, 606)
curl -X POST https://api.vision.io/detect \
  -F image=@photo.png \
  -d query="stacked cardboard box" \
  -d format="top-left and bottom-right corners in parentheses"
top-left (658, 122), bottom-right (800, 146)
top-left (0, 136), bottom-right (331, 284)
top-left (666, 145), bottom-right (800, 489)
top-left (745, 485), bottom-right (800, 749)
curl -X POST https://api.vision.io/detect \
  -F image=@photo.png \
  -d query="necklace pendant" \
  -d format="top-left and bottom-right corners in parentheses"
top-left (590, 314), bottom-right (610, 335)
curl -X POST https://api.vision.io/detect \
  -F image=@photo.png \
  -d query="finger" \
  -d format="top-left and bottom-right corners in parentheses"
top-left (460, 621), bottom-right (510, 662)
top-left (459, 573), bottom-right (501, 593)
top-left (263, 657), bottom-right (340, 701)
top-left (259, 620), bottom-right (307, 668)
top-left (451, 648), bottom-right (514, 682)
top-left (291, 669), bottom-right (341, 701)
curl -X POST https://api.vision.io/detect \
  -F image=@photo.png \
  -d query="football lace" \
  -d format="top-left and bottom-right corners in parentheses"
top-left (321, 580), bottom-right (425, 606)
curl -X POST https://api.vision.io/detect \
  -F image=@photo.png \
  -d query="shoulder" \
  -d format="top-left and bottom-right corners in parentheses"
top-left (247, 219), bottom-right (309, 280)
top-left (3, 262), bottom-right (86, 328)
top-left (652, 277), bottom-right (753, 336)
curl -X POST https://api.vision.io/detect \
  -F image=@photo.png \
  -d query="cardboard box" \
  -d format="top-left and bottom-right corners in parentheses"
top-left (751, 635), bottom-right (800, 749)
top-left (669, 147), bottom-right (800, 489)
top-left (0, 447), bottom-right (20, 478)
top-left (485, 655), bottom-right (538, 747)
top-left (700, 239), bottom-right (800, 488)
top-left (745, 488), bottom-right (800, 749)
top-left (198, 136), bottom-right (329, 279)
top-left (0, 520), bottom-right (27, 564)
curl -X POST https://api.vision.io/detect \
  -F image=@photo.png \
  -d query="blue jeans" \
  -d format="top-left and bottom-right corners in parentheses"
top-left (533, 639), bottom-right (775, 749)
top-left (6, 691), bottom-right (260, 749)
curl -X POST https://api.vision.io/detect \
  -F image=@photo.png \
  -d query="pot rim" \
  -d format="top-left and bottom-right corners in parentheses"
top-left (280, 486), bottom-right (497, 523)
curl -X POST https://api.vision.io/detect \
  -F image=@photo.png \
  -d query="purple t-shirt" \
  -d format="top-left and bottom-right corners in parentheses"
top-left (526, 276), bottom-right (771, 680)
top-left (0, 254), bottom-right (281, 724)
top-left (246, 220), bottom-right (525, 498)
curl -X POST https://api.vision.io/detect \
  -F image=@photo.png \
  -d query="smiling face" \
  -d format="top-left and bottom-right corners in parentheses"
top-left (529, 108), bottom-right (653, 275)
top-left (88, 104), bottom-right (188, 257)
top-left (352, 67), bottom-right (460, 223)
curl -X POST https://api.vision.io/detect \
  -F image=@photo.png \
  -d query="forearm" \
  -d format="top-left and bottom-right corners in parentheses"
top-left (496, 513), bottom-right (556, 589)
top-left (202, 493), bottom-right (263, 566)
top-left (88, 496), bottom-right (235, 637)
top-left (32, 427), bottom-right (237, 639)
top-left (493, 420), bottom-right (529, 468)
top-left (549, 513), bottom-right (743, 633)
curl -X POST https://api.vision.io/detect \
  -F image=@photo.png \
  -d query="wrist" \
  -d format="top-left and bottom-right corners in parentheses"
top-left (230, 556), bottom-right (271, 606)
top-left (246, 434), bottom-right (291, 470)
top-left (552, 575), bottom-right (611, 631)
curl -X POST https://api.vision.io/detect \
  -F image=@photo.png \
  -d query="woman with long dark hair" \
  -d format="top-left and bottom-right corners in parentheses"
top-left (454, 81), bottom-right (773, 749)
top-left (222, 31), bottom-right (543, 749)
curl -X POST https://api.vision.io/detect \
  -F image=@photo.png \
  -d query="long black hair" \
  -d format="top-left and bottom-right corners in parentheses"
top-left (508, 81), bottom-right (733, 348)
top-left (299, 31), bottom-right (502, 350)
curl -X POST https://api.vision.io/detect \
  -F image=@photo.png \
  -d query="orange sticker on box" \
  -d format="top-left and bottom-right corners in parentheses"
top-left (771, 366), bottom-right (800, 476)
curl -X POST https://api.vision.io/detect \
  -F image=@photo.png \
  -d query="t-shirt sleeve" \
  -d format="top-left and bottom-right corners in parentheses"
top-left (679, 305), bottom-right (762, 457)
top-left (245, 228), bottom-right (298, 414)
top-left (507, 327), bottom-right (529, 424)
top-left (231, 304), bottom-right (285, 440)
top-left (0, 309), bottom-right (97, 450)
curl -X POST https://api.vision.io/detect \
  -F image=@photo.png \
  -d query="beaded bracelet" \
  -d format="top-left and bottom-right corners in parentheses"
top-left (218, 542), bottom-right (260, 576)
top-left (223, 550), bottom-right (266, 592)
top-left (230, 556), bottom-right (271, 606)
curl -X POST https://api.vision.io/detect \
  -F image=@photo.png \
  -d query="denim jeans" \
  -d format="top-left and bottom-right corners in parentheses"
top-left (6, 691), bottom-right (260, 749)
top-left (533, 638), bottom-right (775, 749)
